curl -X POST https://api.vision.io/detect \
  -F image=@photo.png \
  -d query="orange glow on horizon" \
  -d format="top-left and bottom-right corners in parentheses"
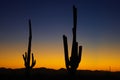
top-left (0, 42), bottom-right (120, 72)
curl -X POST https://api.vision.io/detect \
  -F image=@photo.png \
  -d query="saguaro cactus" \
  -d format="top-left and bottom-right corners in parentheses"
top-left (23, 19), bottom-right (36, 71)
top-left (63, 5), bottom-right (82, 75)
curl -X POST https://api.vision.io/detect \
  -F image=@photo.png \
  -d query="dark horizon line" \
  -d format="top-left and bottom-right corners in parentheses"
top-left (0, 67), bottom-right (119, 72)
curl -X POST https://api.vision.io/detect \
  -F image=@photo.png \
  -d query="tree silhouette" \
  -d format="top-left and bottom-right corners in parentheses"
top-left (63, 5), bottom-right (82, 75)
top-left (22, 19), bottom-right (36, 76)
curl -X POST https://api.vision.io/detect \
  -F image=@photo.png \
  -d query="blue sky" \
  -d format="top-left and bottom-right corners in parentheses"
top-left (0, 0), bottom-right (120, 44)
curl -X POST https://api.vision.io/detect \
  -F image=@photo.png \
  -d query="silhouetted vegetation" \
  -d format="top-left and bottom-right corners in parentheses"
top-left (0, 68), bottom-right (120, 80)
top-left (63, 5), bottom-right (82, 76)
top-left (22, 19), bottom-right (36, 77)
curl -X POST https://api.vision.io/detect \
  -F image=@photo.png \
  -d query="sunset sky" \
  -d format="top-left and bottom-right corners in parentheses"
top-left (0, 0), bottom-right (120, 71)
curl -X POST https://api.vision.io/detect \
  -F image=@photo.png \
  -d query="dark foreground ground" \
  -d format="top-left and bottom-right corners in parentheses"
top-left (0, 67), bottom-right (120, 80)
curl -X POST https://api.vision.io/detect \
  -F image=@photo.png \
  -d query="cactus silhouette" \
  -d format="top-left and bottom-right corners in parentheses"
top-left (22, 19), bottom-right (36, 72)
top-left (63, 5), bottom-right (82, 75)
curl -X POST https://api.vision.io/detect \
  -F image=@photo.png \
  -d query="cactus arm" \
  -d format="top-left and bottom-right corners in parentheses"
top-left (23, 52), bottom-right (28, 68)
top-left (63, 35), bottom-right (70, 69)
top-left (30, 53), bottom-right (36, 68)
top-left (23, 54), bottom-right (26, 66)
top-left (23, 53), bottom-right (26, 61)
top-left (78, 46), bottom-right (82, 63)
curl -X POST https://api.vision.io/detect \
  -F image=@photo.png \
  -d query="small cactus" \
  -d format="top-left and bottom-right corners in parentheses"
top-left (23, 19), bottom-right (36, 71)
top-left (63, 5), bottom-right (82, 75)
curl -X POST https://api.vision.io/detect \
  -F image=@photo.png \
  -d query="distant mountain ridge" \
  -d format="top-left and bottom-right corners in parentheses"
top-left (0, 67), bottom-right (120, 80)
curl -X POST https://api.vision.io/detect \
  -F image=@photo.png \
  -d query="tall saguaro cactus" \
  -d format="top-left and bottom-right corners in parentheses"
top-left (23, 19), bottom-right (36, 71)
top-left (63, 5), bottom-right (82, 75)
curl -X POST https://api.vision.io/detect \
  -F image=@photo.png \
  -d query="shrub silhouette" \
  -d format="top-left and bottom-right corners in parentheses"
top-left (63, 5), bottom-right (82, 75)
top-left (22, 19), bottom-right (36, 75)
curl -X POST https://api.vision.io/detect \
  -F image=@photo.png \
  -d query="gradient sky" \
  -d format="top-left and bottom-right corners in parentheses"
top-left (0, 0), bottom-right (120, 71)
